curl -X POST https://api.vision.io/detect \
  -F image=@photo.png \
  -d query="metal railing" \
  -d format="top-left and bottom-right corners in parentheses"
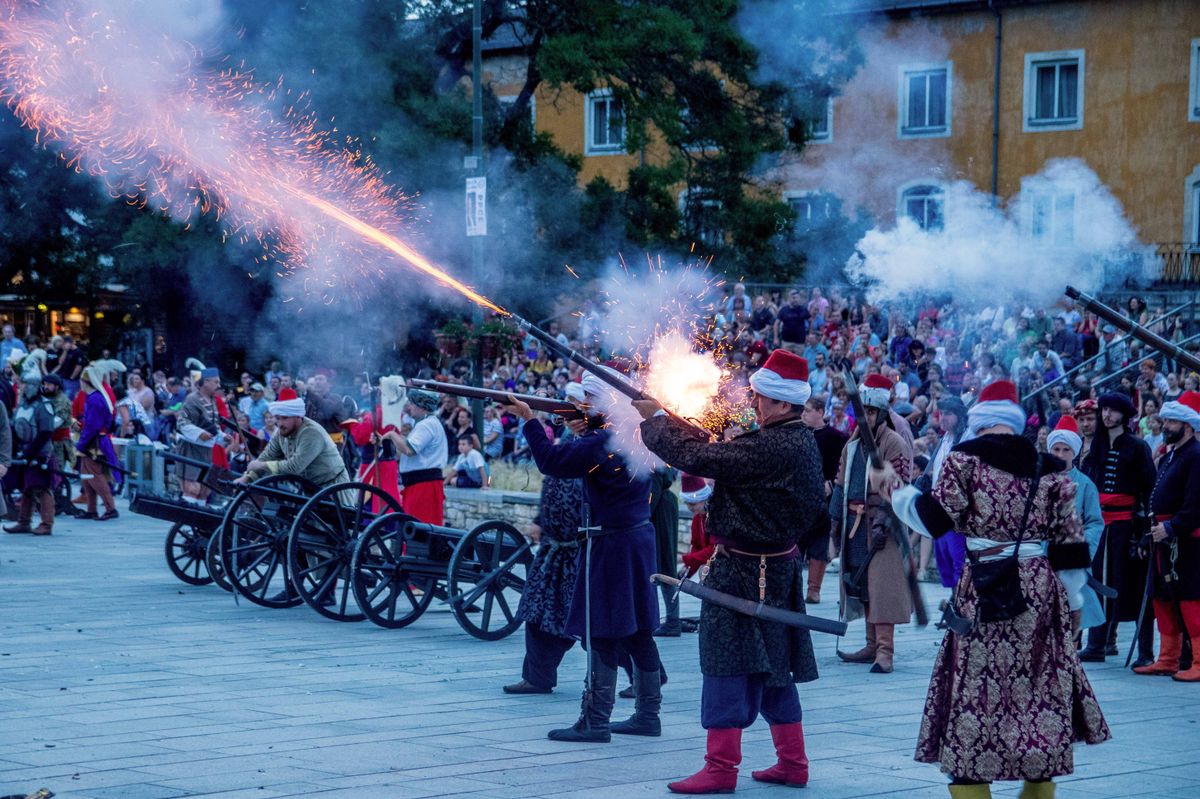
top-left (1021, 299), bottom-right (1196, 402)
top-left (1089, 332), bottom-right (1200, 394)
top-left (1156, 243), bottom-right (1200, 284)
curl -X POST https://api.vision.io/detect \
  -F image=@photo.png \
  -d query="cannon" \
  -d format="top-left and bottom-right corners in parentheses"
top-left (349, 515), bottom-right (532, 639)
top-left (129, 451), bottom-right (239, 588)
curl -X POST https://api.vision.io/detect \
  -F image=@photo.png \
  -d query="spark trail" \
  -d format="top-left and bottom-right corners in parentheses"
top-left (0, 0), bottom-right (505, 312)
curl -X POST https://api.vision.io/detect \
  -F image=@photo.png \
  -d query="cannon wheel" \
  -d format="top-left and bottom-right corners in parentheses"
top-left (349, 512), bottom-right (437, 629)
top-left (446, 520), bottom-right (530, 640)
top-left (204, 529), bottom-right (233, 593)
top-left (218, 473), bottom-right (319, 608)
top-left (287, 482), bottom-right (402, 622)
top-left (164, 522), bottom-right (213, 586)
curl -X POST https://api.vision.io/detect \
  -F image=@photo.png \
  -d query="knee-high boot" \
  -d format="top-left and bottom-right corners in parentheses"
top-left (3, 494), bottom-right (34, 534)
top-left (611, 668), bottom-right (662, 736)
top-left (668, 728), bottom-right (740, 794)
top-left (839, 621), bottom-right (876, 663)
top-left (806, 560), bottom-right (827, 604)
top-left (751, 722), bottom-right (808, 787)
top-left (871, 623), bottom-right (895, 673)
top-left (548, 661), bottom-right (618, 743)
top-left (33, 490), bottom-right (54, 535)
top-left (1135, 599), bottom-right (1182, 676)
top-left (1173, 601), bottom-right (1200, 682)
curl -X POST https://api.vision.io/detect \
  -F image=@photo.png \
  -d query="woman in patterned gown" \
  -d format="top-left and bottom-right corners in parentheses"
top-left (887, 381), bottom-right (1109, 799)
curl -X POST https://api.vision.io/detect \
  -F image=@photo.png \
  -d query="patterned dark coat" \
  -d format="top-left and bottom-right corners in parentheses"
top-left (517, 472), bottom-right (584, 636)
top-left (641, 414), bottom-right (825, 686)
top-left (906, 435), bottom-right (1110, 781)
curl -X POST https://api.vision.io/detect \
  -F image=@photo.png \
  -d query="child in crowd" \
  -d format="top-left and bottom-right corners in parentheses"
top-left (448, 433), bottom-right (487, 488)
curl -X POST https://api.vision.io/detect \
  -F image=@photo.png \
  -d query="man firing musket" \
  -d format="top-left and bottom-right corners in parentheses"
top-left (635, 349), bottom-right (828, 794)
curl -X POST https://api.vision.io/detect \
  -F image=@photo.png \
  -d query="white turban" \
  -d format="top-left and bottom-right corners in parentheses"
top-left (1160, 400), bottom-right (1200, 432)
top-left (967, 400), bottom-right (1028, 436)
top-left (269, 398), bottom-right (306, 418)
top-left (564, 381), bottom-right (586, 403)
top-left (748, 367), bottom-right (811, 406)
top-left (1046, 429), bottom-right (1082, 457)
top-left (581, 367), bottom-right (624, 400)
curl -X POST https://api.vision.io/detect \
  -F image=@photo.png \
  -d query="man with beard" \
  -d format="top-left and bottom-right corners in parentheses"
top-left (1074, 399), bottom-right (1098, 463)
top-left (1133, 391), bottom-right (1200, 681)
top-left (504, 371), bottom-right (661, 744)
top-left (1079, 392), bottom-right (1157, 666)
top-left (833, 373), bottom-right (914, 674)
top-left (175, 367), bottom-right (223, 503)
top-left (801, 396), bottom-right (846, 604)
top-left (636, 349), bottom-right (824, 793)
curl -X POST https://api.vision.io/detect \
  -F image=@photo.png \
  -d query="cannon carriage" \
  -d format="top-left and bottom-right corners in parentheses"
top-left (131, 450), bottom-right (532, 638)
top-left (128, 451), bottom-right (239, 588)
top-left (350, 516), bottom-right (532, 639)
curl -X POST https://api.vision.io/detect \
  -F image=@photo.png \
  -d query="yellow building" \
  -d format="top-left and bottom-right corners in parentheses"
top-left (776, 0), bottom-right (1200, 281)
top-left (482, 1), bottom-right (1200, 281)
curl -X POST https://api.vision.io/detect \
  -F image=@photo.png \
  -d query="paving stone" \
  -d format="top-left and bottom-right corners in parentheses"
top-left (1, 500), bottom-right (1196, 799)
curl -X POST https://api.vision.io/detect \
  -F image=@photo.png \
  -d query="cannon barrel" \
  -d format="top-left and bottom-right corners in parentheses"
top-left (1066, 285), bottom-right (1200, 374)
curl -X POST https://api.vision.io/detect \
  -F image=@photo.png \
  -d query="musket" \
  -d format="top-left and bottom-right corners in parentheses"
top-left (1065, 285), bottom-right (1200, 374)
top-left (652, 574), bottom-right (847, 636)
top-left (511, 314), bottom-right (713, 438)
top-left (10, 458), bottom-right (88, 481)
top-left (408, 379), bottom-right (586, 421)
top-left (841, 370), bottom-right (929, 627)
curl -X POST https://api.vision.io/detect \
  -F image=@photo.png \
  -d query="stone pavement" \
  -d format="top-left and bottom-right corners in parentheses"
top-left (1, 502), bottom-right (1197, 799)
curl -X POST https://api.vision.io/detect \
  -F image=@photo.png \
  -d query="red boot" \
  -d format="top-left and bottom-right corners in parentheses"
top-left (1134, 599), bottom-right (1182, 676)
top-left (668, 728), bottom-right (740, 794)
top-left (1173, 601), bottom-right (1200, 682)
top-left (751, 722), bottom-right (809, 787)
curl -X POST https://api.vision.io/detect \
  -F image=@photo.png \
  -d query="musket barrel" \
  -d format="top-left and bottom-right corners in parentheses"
top-left (1066, 285), bottom-right (1200, 373)
top-left (513, 315), bottom-right (648, 401)
top-left (409, 379), bottom-right (584, 420)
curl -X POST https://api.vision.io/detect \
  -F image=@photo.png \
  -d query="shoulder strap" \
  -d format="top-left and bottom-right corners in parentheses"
top-left (1012, 453), bottom-right (1042, 554)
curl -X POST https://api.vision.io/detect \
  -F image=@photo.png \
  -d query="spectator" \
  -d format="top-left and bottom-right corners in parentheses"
top-left (448, 433), bottom-right (487, 488)
top-left (773, 289), bottom-right (810, 346)
top-left (482, 404), bottom-right (504, 460)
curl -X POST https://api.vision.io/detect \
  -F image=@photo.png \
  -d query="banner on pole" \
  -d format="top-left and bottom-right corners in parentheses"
top-left (466, 176), bottom-right (487, 237)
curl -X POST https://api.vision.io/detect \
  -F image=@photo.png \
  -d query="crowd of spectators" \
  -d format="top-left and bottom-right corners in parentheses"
top-left (0, 285), bottom-right (1195, 499)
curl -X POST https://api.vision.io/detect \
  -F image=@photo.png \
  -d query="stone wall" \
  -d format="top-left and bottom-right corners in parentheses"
top-left (445, 487), bottom-right (695, 549)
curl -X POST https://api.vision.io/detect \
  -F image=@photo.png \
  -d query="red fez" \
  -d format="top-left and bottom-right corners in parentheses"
top-left (978, 380), bottom-right (1019, 405)
top-left (760, 349), bottom-right (808, 382)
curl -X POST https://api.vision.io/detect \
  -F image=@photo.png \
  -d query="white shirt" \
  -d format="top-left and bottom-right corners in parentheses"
top-left (454, 448), bottom-right (486, 474)
top-left (400, 415), bottom-right (448, 472)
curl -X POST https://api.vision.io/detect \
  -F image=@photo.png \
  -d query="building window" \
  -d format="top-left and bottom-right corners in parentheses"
top-left (899, 64), bottom-right (950, 139)
top-left (807, 98), bottom-right (833, 143)
top-left (1191, 180), bottom-right (1200, 244)
top-left (1027, 190), bottom-right (1076, 247)
top-left (785, 192), bottom-right (832, 232)
top-left (585, 90), bottom-right (625, 155)
top-left (1190, 39), bottom-right (1200, 122)
top-left (680, 189), bottom-right (724, 247)
top-left (1024, 50), bottom-right (1084, 132)
top-left (899, 184), bottom-right (944, 231)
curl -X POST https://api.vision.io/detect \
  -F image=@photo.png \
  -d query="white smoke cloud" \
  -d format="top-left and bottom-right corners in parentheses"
top-left (846, 158), bottom-right (1150, 306)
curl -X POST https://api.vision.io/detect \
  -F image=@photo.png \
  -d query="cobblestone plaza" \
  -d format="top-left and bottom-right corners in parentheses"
top-left (1, 503), bottom-right (1197, 799)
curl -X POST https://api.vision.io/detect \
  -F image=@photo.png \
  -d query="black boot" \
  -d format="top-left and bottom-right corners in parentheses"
top-left (1078, 623), bottom-right (1107, 662)
top-left (610, 668), bottom-right (662, 737)
top-left (653, 584), bottom-right (682, 637)
top-left (548, 662), bottom-right (617, 743)
top-left (1132, 613), bottom-right (1156, 669)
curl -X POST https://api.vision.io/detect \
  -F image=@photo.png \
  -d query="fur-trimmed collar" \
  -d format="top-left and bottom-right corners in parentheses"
top-left (953, 433), bottom-right (1066, 478)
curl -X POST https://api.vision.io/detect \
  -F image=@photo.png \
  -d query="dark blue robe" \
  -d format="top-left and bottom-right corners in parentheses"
top-left (522, 419), bottom-right (659, 639)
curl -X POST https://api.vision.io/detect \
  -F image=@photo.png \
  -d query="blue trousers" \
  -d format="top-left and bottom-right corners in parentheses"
top-left (700, 674), bottom-right (802, 729)
top-left (522, 622), bottom-right (575, 689)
